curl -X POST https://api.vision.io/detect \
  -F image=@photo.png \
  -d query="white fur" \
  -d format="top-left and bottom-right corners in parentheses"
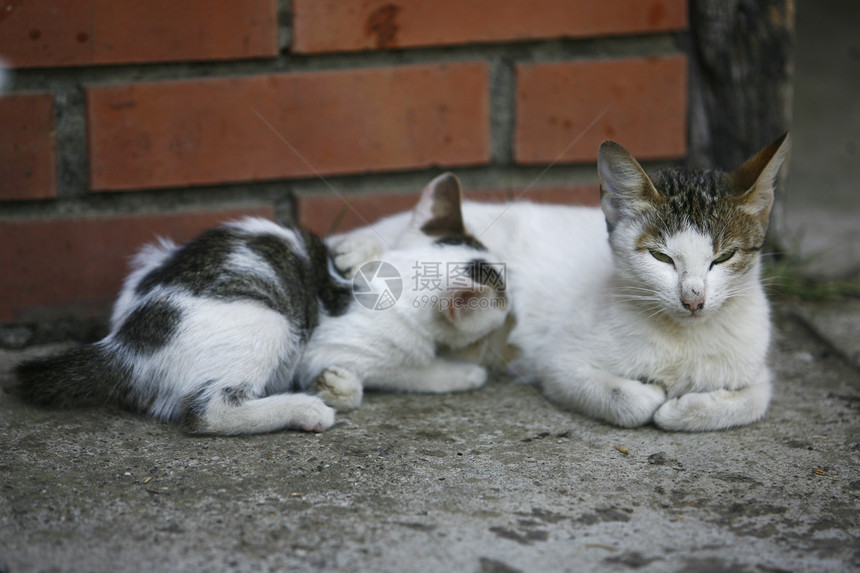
top-left (334, 199), bottom-right (774, 431)
top-left (330, 234), bottom-right (386, 277)
top-left (109, 278), bottom-right (335, 435)
top-left (304, 176), bottom-right (509, 409)
top-left (99, 205), bottom-right (506, 433)
top-left (298, 242), bottom-right (506, 408)
top-left (102, 218), bottom-right (337, 435)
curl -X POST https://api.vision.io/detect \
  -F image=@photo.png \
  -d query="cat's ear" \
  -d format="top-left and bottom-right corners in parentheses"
top-left (442, 260), bottom-right (506, 322)
top-left (730, 132), bottom-right (790, 225)
top-left (410, 172), bottom-right (466, 236)
top-left (443, 282), bottom-right (503, 323)
top-left (597, 141), bottom-right (661, 229)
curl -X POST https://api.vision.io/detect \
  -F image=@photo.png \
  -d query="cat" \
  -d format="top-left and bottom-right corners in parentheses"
top-left (15, 176), bottom-right (507, 435)
top-left (298, 176), bottom-right (508, 410)
top-left (331, 134), bottom-right (790, 431)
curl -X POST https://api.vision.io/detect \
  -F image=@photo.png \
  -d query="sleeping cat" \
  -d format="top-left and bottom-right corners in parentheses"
top-left (15, 177), bottom-right (507, 435)
top-left (332, 134), bottom-right (790, 431)
top-left (300, 175), bottom-right (507, 412)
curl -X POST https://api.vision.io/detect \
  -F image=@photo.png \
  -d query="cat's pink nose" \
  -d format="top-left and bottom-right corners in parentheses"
top-left (682, 295), bottom-right (705, 313)
top-left (680, 279), bottom-right (705, 313)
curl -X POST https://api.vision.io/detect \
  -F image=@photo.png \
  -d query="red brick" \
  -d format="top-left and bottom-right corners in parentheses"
top-left (300, 193), bottom-right (421, 237)
top-left (298, 184), bottom-right (600, 236)
top-left (87, 63), bottom-right (490, 191)
top-left (293, 0), bottom-right (686, 54)
top-left (0, 207), bottom-right (274, 323)
top-left (0, 94), bottom-right (57, 201)
top-left (0, 0), bottom-right (91, 67)
top-left (515, 56), bottom-right (687, 165)
top-left (90, 0), bottom-right (278, 65)
top-left (0, 0), bottom-right (278, 68)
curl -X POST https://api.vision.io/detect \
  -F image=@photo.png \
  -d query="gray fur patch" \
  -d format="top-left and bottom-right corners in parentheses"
top-left (134, 223), bottom-right (352, 342)
top-left (221, 384), bottom-right (252, 406)
top-left (179, 381), bottom-right (213, 433)
top-left (115, 298), bottom-right (182, 354)
top-left (16, 343), bottom-right (134, 408)
top-left (136, 227), bottom-right (236, 296)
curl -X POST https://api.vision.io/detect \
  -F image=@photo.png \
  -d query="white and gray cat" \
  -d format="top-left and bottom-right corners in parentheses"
top-left (16, 178), bottom-right (507, 435)
top-left (336, 134), bottom-right (790, 431)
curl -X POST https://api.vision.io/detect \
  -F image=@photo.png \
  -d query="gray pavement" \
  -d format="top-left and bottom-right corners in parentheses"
top-left (0, 302), bottom-right (858, 573)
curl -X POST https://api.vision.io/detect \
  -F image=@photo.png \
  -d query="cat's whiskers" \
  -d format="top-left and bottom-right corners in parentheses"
top-left (610, 286), bottom-right (662, 303)
top-left (608, 293), bottom-right (668, 320)
top-left (724, 281), bottom-right (767, 300)
top-left (610, 287), bottom-right (662, 301)
top-left (609, 294), bottom-right (662, 305)
top-left (612, 285), bottom-right (659, 296)
top-left (645, 306), bottom-right (672, 320)
top-left (758, 277), bottom-right (785, 298)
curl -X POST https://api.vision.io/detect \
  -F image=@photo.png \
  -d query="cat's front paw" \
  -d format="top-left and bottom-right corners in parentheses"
top-left (441, 364), bottom-right (488, 392)
top-left (315, 366), bottom-right (363, 411)
top-left (654, 385), bottom-right (769, 431)
top-left (653, 390), bottom-right (737, 432)
top-left (332, 235), bottom-right (385, 278)
top-left (290, 395), bottom-right (336, 433)
top-left (462, 364), bottom-right (489, 390)
top-left (604, 379), bottom-right (666, 428)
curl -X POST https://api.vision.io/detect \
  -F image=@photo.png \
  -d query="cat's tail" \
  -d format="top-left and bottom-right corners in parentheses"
top-left (15, 342), bottom-right (130, 408)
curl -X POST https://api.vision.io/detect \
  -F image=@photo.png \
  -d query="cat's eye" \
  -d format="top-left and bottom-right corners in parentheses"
top-left (649, 250), bottom-right (674, 265)
top-left (711, 250), bottom-right (736, 268)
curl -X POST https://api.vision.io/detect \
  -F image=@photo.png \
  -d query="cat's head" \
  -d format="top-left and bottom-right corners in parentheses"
top-left (597, 133), bottom-right (789, 323)
top-left (393, 173), bottom-right (508, 347)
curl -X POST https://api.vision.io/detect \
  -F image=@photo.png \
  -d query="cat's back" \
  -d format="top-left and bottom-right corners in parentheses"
top-left (117, 218), bottom-right (348, 334)
top-left (467, 201), bottom-right (611, 299)
top-left (463, 201), bottom-right (606, 258)
top-left (467, 202), bottom-right (612, 356)
top-left (134, 218), bottom-right (304, 292)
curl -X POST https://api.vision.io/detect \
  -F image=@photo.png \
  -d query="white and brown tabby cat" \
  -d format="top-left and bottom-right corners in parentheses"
top-left (333, 134), bottom-right (790, 431)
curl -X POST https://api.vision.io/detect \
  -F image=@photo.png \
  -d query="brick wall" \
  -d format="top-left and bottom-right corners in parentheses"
top-left (0, 0), bottom-right (688, 345)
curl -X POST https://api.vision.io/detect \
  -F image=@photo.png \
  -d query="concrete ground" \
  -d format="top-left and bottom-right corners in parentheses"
top-left (0, 302), bottom-right (858, 573)
top-left (2, 2), bottom-right (859, 572)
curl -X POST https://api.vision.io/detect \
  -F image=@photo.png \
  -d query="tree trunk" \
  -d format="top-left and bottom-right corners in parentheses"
top-left (687, 0), bottom-right (795, 171)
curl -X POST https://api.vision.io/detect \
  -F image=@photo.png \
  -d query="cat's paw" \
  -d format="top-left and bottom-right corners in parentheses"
top-left (332, 235), bottom-right (386, 278)
top-left (459, 364), bottom-right (489, 390)
top-left (604, 379), bottom-right (667, 428)
top-left (315, 366), bottom-right (363, 411)
top-left (289, 395), bottom-right (336, 433)
top-left (654, 390), bottom-right (738, 432)
top-left (437, 364), bottom-right (488, 392)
